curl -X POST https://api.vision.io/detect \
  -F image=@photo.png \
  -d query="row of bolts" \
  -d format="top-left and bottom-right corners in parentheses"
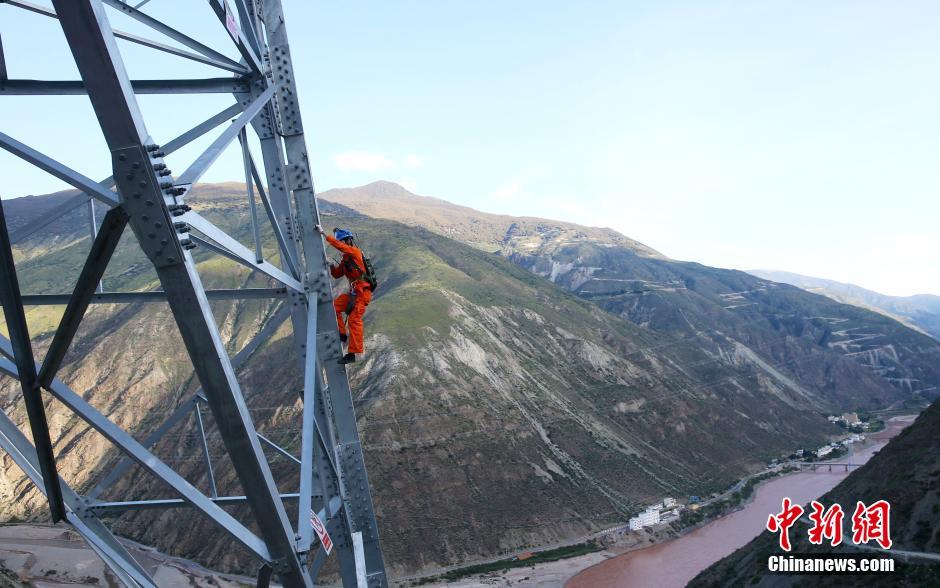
top-left (146, 143), bottom-right (196, 250)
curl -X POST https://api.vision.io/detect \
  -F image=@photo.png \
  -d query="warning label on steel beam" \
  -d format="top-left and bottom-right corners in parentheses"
top-left (223, 0), bottom-right (239, 42)
top-left (310, 511), bottom-right (334, 555)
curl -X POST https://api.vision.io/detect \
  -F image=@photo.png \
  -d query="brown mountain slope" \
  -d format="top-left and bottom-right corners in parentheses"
top-left (320, 180), bottom-right (665, 257)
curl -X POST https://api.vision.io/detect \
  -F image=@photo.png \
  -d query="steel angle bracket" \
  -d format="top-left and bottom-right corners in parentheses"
top-left (269, 45), bottom-right (303, 137)
top-left (236, 77), bottom-right (277, 141)
top-left (335, 443), bottom-right (380, 546)
top-left (304, 269), bottom-right (331, 301)
top-left (286, 161), bottom-right (312, 192)
top-left (112, 145), bottom-right (185, 267)
top-left (317, 331), bottom-right (342, 360)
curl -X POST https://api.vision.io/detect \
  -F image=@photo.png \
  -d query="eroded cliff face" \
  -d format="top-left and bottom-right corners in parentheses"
top-left (0, 185), bottom-right (914, 576)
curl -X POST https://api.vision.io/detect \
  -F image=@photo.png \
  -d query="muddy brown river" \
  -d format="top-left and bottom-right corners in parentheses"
top-left (567, 415), bottom-right (915, 588)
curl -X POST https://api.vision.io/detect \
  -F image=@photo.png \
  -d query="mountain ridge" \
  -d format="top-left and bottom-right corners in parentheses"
top-left (748, 269), bottom-right (940, 341)
top-left (319, 180), bottom-right (667, 259)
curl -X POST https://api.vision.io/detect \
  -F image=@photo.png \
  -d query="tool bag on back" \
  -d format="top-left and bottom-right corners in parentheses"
top-left (362, 255), bottom-right (378, 291)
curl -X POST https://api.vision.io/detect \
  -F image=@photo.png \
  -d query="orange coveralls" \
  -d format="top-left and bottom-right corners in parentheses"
top-left (325, 234), bottom-right (372, 354)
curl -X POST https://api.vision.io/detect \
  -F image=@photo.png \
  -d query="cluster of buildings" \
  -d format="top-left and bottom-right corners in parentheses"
top-left (628, 497), bottom-right (679, 531)
top-left (815, 444), bottom-right (836, 459)
top-left (827, 412), bottom-right (861, 426)
top-left (795, 433), bottom-right (864, 460)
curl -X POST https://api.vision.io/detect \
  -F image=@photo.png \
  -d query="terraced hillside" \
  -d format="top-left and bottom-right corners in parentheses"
top-left (749, 269), bottom-right (940, 341)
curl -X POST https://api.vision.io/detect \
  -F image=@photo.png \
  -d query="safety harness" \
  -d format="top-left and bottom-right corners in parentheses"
top-left (343, 248), bottom-right (378, 292)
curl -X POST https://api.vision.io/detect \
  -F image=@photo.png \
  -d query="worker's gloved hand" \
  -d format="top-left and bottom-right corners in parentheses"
top-left (314, 224), bottom-right (324, 235)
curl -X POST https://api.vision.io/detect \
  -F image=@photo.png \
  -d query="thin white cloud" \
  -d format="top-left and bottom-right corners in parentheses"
top-left (332, 151), bottom-right (426, 175)
top-left (333, 151), bottom-right (394, 172)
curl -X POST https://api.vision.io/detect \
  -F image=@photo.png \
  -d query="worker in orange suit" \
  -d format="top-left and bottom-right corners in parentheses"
top-left (315, 224), bottom-right (372, 365)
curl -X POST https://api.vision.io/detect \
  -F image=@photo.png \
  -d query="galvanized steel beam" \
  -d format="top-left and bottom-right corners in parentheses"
top-left (8, 102), bottom-right (242, 244)
top-left (50, 1), bottom-right (310, 583)
top-left (20, 288), bottom-right (288, 305)
top-left (182, 212), bottom-right (303, 290)
top-left (0, 404), bottom-right (157, 587)
top-left (0, 132), bottom-right (119, 206)
top-left (0, 346), bottom-right (273, 562)
top-left (243, 146), bottom-right (301, 278)
top-left (0, 78), bottom-right (251, 95)
top-left (4, 0), bottom-right (251, 74)
top-left (176, 86), bottom-right (275, 186)
top-left (0, 200), bottom-right (66, 522)
top-left (1, 0), bottom-right (387, 584)
top-left (0, 32), bottom-right (6, 82)
top-left (206, 0), bottom-right (263, 74)
top-left (100, 0), bottom-right (248, 73)
top-left (89, 494), bottom-right (299, 513)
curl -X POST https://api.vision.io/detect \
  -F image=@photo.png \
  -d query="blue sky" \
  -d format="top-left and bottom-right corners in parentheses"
top-left (1, 1), bottom-right (938, 296)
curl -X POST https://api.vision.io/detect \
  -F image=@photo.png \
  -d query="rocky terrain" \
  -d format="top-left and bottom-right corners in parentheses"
top-left (1, 183), bottom-right (938, 578)
top-left (0, 524), bottom-right (257, 587)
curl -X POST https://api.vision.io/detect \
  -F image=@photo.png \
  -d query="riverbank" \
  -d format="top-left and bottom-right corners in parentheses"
top-left (421, 414), bottom-right (915, 588)
top-left (565, 414), bottom-right (916, 588)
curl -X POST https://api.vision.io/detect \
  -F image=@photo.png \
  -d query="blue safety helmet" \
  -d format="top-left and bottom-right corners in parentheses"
top-left (333, 228), bottom-right (353, 241)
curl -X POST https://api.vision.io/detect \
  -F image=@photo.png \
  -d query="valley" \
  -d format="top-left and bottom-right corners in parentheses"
top-left (1, 182), bottom-right (938, 579)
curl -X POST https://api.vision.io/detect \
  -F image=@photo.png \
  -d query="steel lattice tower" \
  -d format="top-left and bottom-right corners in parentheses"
top-left (0, 1), bottom-right (387, 586)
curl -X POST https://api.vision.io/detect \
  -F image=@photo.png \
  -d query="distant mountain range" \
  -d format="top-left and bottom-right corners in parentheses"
top-left (748, 269), bottom-right (940, 341)
top-left (1, 181), bottom-right (939, 577)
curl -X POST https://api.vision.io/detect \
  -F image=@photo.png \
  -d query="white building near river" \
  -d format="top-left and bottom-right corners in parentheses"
top-left (629, 506), bottom-right (662, 531)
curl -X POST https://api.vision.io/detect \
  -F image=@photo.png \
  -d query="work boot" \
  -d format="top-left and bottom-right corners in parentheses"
top-left (338, 353), bottom-right (356, 365)
top-left (339, 333), bottom-right (348, 344)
